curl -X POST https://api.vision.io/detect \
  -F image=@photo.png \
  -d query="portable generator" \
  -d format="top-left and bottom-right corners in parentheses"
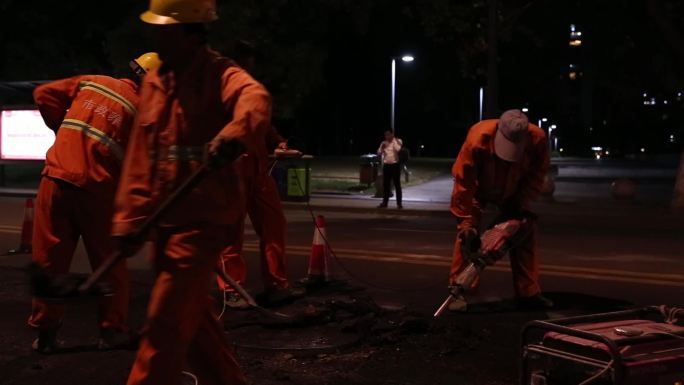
top-left (521, 306), bottom-right (684, 385)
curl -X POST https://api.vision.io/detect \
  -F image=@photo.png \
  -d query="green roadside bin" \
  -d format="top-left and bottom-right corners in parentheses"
top-left (270, 155), bottom-right (312, 202)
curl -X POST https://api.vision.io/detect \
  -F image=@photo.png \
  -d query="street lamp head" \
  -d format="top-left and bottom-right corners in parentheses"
top-left (542, 118), bottom-right (548, 122)
top-left (401, 55), bottom-right (415, 62)
top-left (550, 124), bottom-right (557, 129)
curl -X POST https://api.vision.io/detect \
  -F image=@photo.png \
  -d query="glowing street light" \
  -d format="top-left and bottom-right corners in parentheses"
top-left (390, 54), bottom-right (415, 133)
top-left (548, 124), bottom-right (558, 152)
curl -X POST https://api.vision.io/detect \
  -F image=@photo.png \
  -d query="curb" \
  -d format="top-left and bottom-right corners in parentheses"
top-left (0, 188), bottom-right (37, 198)
top-left (281, 201), bottom-right (451, 217)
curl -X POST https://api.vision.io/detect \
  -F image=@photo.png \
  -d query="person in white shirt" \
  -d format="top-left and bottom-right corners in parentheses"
top-left (377, 130), bottom-right (403, 208)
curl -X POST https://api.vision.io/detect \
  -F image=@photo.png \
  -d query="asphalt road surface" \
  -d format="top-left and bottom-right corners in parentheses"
top-left (1, 195), bottom-right (682, 312)
top-left (0, 195), bottom-right (682, 385)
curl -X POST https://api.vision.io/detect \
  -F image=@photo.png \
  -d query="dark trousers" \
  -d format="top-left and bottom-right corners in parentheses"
top-left (382, 163), bottom-right (402, 205)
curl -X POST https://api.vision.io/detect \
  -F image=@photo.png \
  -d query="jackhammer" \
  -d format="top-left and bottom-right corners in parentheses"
top-left (433, 216), bottom-right (534, 317)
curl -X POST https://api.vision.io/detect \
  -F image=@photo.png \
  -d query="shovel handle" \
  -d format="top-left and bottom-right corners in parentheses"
top-left (77, 165), bottom-right (210, 294)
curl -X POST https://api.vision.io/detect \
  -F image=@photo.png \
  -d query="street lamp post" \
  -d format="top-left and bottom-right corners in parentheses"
top-left (548, 124), bottom-right (557, 153)
top-left (390, 55), bottom-right (414, 134)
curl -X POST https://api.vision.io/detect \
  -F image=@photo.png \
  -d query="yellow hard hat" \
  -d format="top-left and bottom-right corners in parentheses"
top-left (130, 52), bottom-right (162, 76)
top-left (140, 0), bottom-right (218, 25)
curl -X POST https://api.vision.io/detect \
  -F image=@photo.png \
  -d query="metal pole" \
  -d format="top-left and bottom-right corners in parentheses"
top-left (391, 58), bottom-right (396, 133)
top-left (479, 87), bottom-right (484, 121)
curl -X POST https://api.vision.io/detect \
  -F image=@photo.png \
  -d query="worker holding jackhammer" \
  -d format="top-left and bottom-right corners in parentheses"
top-left (447, 109), bottom-right (553, 312)
top-left (217, 40), bottom-right (302, 309)
top-left (112, 0), bottom-right (270, 384)
top-left (28, 53), bottom-right (161, 353)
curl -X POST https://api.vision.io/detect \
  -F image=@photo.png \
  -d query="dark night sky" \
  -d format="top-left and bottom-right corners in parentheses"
top-left (1, 0), bottom-right (683, 157)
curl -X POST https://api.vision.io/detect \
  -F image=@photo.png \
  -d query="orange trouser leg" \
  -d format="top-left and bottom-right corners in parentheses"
top-left (28, 177), bottom-right (129, 331)
top-left (217, 217), bottom-right (247, 292)
top-left (249, 175), bottom-right (289, 289)
top-left (78, 189), bottom-right (129, 331)
top-left (508, 224), bottom-right (541, 297)
top-left (28, 177), bottom-right (79, 331)
top-left (127, 224), bottom-right (246, 385)
top-left (187, 310), bottom-right (245, 385)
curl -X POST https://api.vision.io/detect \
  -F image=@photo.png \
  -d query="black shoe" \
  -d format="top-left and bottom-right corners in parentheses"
top-left (517, 294), bottom-right (554, 310)
top-left (97, 328), bottom-right (139, 350)
top-left (32, 329), bottom-right (59, 354)
top-left (377, 203), bottom-right (388, 208)
top-left (397, 203), bottom-right (403, 209)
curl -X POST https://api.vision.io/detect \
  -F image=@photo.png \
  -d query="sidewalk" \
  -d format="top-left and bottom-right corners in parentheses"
top-left (284, 172), bottom-right (677, 219)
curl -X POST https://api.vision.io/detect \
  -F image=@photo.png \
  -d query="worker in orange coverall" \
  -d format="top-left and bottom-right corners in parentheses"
top-left (218, 126), bottom-right (301, 308)
top-left (112, 1), bottom-right (270, 384)
top-left (28, 53), bottom-right (161, 353)
top-left (448, 109), bottom-right (554, 312)
top-left (216, 39), bottom-right (300, 309)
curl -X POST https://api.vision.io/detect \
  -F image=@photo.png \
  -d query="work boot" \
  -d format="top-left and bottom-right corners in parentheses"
top-left (97, 328), bottom-right (138, 350)
top-left (224, 292), bottom-right (250, 310)
top-left (517, 294), bottom-right (554, 310)
top-left (261, 287), bottom-right (305, 307)
top-left (447, 294), bottom-right (468, 312)
top-left (32, 329), bottom-right (60, 354)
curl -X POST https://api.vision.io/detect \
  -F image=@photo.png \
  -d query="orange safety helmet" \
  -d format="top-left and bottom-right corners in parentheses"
top-left (129, 52), bottom-right (162, 76)
top-left (140, 0), bottom-right (218, 25)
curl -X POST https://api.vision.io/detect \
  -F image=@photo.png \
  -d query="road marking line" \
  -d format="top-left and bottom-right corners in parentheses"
top-left (278, 244), bottom-right (684, 281)
top-left (0, 225), bottom-right (21, 234)
top-left (243, 243), bottom-right (684, 287)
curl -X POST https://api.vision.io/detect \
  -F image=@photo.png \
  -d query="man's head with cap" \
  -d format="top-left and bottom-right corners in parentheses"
top-left (494, 109), bottom-right (529, 162)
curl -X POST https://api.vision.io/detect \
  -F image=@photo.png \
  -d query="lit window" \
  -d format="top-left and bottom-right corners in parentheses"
top-left (569, 72), bottom-right (577, 80)
top-left (569, 39), bottom-right (582, 47)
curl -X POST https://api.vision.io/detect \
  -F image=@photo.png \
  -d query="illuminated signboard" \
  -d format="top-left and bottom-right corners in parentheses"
top-left (0, 108), bottom-right (55, 160)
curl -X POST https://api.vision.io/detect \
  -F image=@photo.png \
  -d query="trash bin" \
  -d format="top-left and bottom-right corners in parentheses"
top-left (270, 155), bottom-right (312, 202)
top-left (359, 154), bottom-right (379, 185)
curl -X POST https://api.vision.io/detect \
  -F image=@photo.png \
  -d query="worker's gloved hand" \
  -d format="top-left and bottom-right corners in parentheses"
top-left (207, 136), bottom-right (246, 168)
top-left (457, 227), bottom-right (481, 256)
top-left (112, 234), bottom-right (145, 258)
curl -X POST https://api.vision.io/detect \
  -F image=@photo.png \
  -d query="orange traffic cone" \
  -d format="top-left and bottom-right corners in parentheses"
top-left (304, 215), bottom-right (331, 287)
top-left (7, 198), bottom-right (33, 255)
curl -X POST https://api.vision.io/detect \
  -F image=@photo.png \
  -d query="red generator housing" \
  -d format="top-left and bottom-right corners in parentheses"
top-left (520, 307), bottom-right (684, 385)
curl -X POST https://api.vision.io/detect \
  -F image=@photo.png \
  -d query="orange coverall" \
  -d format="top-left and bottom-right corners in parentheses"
top-left (113, 48), bottom-right (270, 385)
top-left (28, 75), bottom-right (138, 332)
top-left (218, 126), bottom-right (289, 292)
top-left (449, 119), bottom-right (549, 297)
